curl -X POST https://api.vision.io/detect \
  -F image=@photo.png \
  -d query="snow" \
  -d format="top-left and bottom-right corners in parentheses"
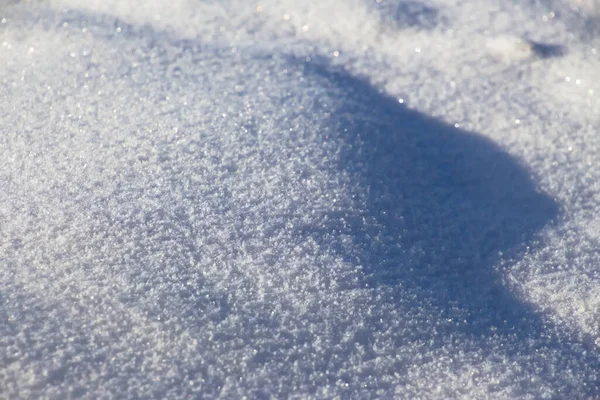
top-left (1, 0), bottom-right (600, 398)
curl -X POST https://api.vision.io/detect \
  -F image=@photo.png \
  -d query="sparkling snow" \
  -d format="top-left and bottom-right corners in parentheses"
top-left (1, 0), bottom-right (600, 398)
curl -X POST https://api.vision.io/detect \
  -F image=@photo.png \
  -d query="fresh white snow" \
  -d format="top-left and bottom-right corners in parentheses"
top-left (1, 0), bottom-right (600, 398)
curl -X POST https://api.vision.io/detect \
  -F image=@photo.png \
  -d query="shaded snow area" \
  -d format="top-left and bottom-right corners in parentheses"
top-left (2, 0), bottom-right (600, 398)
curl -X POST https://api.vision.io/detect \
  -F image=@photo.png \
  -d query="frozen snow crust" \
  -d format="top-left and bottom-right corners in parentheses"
top-left (1, 1), bottom-right (600, 398)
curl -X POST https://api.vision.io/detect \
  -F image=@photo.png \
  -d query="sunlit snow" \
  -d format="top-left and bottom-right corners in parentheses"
top-left (1, 0), bottom-right (600, 398)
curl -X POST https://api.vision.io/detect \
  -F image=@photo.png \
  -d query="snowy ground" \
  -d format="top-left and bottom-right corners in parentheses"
top-left (1, 0), bottom-right (600, 398)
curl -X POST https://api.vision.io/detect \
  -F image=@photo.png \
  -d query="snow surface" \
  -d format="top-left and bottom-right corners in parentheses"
top-left (1, 0), bottom-right (600, 398)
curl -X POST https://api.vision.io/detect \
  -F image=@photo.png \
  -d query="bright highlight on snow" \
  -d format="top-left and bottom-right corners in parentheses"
top-left (1, 0), bottom-right (600, 398)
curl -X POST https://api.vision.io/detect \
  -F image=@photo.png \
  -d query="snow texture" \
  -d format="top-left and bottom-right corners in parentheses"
top-left (1, 0), bottom-right (600, 398)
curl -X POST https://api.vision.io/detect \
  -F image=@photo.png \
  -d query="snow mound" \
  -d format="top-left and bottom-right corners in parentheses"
top-left (1, 1), bottom-right (600, 398)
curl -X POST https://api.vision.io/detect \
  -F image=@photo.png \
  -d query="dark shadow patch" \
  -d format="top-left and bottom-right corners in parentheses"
top-left (297, 59), bottom-right (557, 320)
top-left (370, 0), bottom-right (447, 30)
top-left (528, 40), bottom-right (568, 58)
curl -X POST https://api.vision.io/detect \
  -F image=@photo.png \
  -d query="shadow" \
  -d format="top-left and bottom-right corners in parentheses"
top-left (293, 58), bottom-right (600, 393)
top-left (370, 0), bottom-right (447, 30)
top-left (297, 59), bottom-right (557, 325)
top-left (528, 40), bottom-right (568, 58)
